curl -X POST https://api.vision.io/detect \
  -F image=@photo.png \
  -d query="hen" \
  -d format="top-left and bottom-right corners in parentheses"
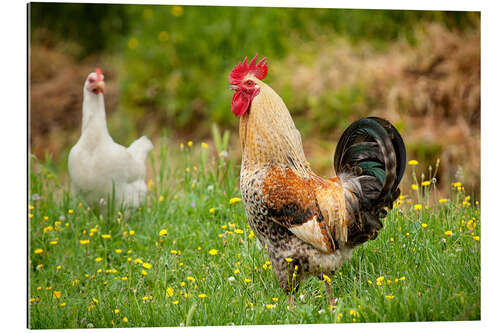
top-left (229, 55), bottom-right (406, 305)
top-left (68, 69), bottom-right (153, 210)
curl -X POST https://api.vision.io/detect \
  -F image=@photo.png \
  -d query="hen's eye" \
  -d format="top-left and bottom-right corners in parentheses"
top-left (88, 78), bottom-right (95, 84)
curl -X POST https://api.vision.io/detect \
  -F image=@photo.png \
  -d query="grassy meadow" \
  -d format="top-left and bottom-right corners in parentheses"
top-left (28, 135), bottom-right (480, 328)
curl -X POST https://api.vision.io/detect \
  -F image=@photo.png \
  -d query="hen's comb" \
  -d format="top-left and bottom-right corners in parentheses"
top-left (95, 68), bottom-right (103, 81)
top-left (229, 54), bottom-right (268, 85)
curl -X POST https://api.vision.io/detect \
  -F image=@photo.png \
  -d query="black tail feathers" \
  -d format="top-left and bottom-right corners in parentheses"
top-left (334, 117), bottom-right (406, 246)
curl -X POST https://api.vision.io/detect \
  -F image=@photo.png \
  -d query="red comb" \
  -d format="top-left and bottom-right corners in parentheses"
top-left (229, 54), bottom-right (268, 85)
top-left (95, 68), bottom-right (103, 81)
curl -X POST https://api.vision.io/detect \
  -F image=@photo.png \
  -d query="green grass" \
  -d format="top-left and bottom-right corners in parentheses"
top-left (28, 140), bottom-right (480, 328)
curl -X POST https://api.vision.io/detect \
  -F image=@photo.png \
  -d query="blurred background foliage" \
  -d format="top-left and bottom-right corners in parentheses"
top-left (29, 3), bottom-right (480, 197)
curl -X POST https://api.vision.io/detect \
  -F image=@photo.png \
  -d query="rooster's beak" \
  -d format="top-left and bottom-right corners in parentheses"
top-left (229, 84), bottom-right (238, 91)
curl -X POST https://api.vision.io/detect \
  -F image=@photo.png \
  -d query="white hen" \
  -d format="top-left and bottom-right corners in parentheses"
top-left (68, 68), bottom-right (153, 209)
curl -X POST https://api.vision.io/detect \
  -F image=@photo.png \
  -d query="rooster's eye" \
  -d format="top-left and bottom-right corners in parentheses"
top-left (246, 81), bottom-right (253, 87)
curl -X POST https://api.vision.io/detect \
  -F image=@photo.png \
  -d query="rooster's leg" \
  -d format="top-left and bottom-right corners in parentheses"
top-left (324, 281), bottom-right (336, 308)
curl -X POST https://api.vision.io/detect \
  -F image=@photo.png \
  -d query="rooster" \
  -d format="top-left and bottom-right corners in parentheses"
top-left (229, 55), bottom-right (406, 306)
top-left (68, 69), bottom-right (153, 210)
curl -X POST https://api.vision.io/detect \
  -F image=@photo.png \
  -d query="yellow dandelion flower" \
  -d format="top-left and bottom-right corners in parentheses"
top-left (121, 276), bottom-right (128, 281)
top-left (43, 226), bottom-right (53, 233)
top-left (53, 291), bottom-right (61, 299)
top-left (34, 248), bottom-right (43, 254)
top-left (128, 37), bottom-right (138, 49)
top-left (473, 236), bottom-right (480, 241)
top-left (400, 276), bottom-right (406, 281)
top-left (129, 230), bottom-right (135, 236)
top-left (265, 304), bottom-right (275, 309)
top-left (159, 229), bottom-right (168, 236)
top-left (244, 278), bottom-right (251, 283)
top-left (95, 257), bottom-right (102, 262)
top-left (229, 197), bottom-right (241, 205)
top-left (143, 263), bottom-right (152, 269)
top-left (29, 205), bottom-right (34, 210)
top-left (187, 140), bottom-right (193, 147)
top-left (134, 258), bottom-right (143, 264)
top-left (201, 142), bottom-right (208, 148)
top-left (386, 295), bottom-right (395, 300)
top-left (157, 30), bottom-right (169, 42)
top-left (234, 228), bottom-right (244, 234)
top-left (208, 249), bottom-right (218, 255)
top-left (60, 302), bottom-right (66, 307)
top-left (421, 181), bottom-right (431, 186)
top-left (29, 213), bottom-right (34, 219)
top-left (166, 288), bottom-right (174, 297)
top-left (466, 220), bottom-right (475, 230)
top-left (180, 281), bottom-right (186, 287)
top-left (421, 223), bottom-right (428, 229)
top-left (158, 195), bottom-right (164, 202)
top-left (114, 309), bottom-right (120, 314)
top-left (414, 204), bottom-right (422, 211)
top-left (322, 274), bottom-right (332, 283)
top-left (171, 5), bottom-right (184, 17)
top-left (198, 293), bottom-right (207, 298)
top-left (142, 296), bottom-right (149, 301)
top-left (411, 184), bottom-right (418, 190)
top-left (56, 265), bottom-right (61, 270)
top-left (123, 317), bottom-right (129, 322)
top-left (444, 230), bottom-right (452, 236)
top-left (101, 234), bottom-right (111, 239)
top-left (187, 276), bottom-right (196, 282)
top-left (141, 270), bottom-right (148, 276)
top-left (408, 160), bottom-right (418, 165)
top-left (68, 209), bottom-right (74, 214)
top-left (172, 300), bottom-right (179, 305)
top-left (285, 257), bottom-right (293, 263)
top-left (272, 297), bottom-right (278, 302)
top-left (209, 208), bottom-right (215, 214)
top-left (115, 249), bottom-right (122, 254)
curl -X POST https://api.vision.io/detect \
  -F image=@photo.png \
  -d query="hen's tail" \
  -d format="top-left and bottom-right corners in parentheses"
top-left (334, 117), bottom-right (406, 246)
top-left (128, 136), bottom-right (154, 164)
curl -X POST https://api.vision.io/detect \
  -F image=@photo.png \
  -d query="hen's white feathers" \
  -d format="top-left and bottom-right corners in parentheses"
top-left (68, 72), bottom-right (153, 209)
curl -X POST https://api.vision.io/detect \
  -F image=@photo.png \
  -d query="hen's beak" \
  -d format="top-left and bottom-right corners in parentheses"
top-left (229, 84), bottom-right (238, 91)
top-left (96, 81), bottom-right (105, 93)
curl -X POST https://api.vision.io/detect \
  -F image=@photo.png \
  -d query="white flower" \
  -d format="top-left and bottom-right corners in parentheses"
top-left (228, 276), bottom-right (235, 282)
